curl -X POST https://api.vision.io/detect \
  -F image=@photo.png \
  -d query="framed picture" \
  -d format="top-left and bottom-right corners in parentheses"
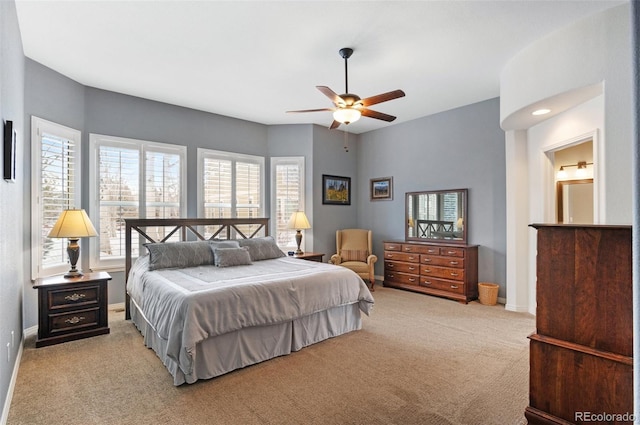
top-left (322, 174), bottom-right (351, 205)
top-left (4, 120), bottom-right (16, 182)
top-left (370, 176), bottom-right (393, 201)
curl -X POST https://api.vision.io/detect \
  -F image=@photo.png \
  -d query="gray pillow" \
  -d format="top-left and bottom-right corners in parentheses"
top-left (237, 236), bottom-right (285, 261)
top-left (213, 247), bottom-right (253, 267)
top-left (209, 240), bottom-right (241, 250)
top-left (145, 241), bottom-right (218, 271)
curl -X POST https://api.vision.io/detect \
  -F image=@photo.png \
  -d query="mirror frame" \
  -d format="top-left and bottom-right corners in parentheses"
top-left (405, 188), bottom-right (468, 244)
top-left (556, 178), bottom-right (593, 223)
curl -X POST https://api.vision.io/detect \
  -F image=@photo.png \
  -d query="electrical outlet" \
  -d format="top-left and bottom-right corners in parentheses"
top-left (6, 343), bottom-right (9, 362)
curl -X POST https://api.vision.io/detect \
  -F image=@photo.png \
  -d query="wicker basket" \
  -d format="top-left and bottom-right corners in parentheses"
top-left (478, 282), bottom-right (499, 306)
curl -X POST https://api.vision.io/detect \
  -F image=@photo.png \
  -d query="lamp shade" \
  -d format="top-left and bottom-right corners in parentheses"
top-left (333, 108), bottom-right (361, 124)
top-left (48, 209), bottom-right (98, 238)
top-left (287, 211), bottom-right (311, 230)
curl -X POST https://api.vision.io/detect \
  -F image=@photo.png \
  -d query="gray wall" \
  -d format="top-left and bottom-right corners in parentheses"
top-left (358, 98), bottom-right (507, 294)
top-left (0, 0), bottom-right (25, 416)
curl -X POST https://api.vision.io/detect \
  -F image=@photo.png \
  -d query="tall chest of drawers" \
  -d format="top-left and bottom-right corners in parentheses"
top-left (383, 240), bottom-right (478, 303)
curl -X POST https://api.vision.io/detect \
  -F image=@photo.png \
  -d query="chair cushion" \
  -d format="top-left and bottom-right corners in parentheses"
top-left (341, 249), bottom-right (368, 262)
top-left (339, 261), bottom-right (370, 274)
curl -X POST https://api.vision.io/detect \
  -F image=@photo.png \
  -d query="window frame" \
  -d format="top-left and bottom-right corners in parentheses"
top-left (31, 116), bottom-right (82, 279)
top-left (270, 156), bottom-right (306, 251)
top-left (196, 148), bottom-right (265, 219)
top-left (89, 133), bottom-right (187, 271)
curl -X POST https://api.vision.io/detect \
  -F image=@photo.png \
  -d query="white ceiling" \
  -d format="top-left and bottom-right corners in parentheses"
top-left (15, 0), bottom-right (625, 134)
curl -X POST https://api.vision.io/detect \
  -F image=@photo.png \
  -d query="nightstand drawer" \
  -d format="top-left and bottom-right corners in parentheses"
top-left (49, 307), bottom-right (101, 334)
top-left (48, 285), bottom-right (100, 310)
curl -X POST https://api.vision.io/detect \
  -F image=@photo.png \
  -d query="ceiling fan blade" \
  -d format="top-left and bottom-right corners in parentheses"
top-left (360, 90), bottom-right (406, 107)
top-left (329, 120), bottom-right (341, 130)
top-left (316, 86), bottom-right (345, 106)
top-left (286, 108), bottom-right (334, 113)
top-left (361, 108), bottom-right (397, 122)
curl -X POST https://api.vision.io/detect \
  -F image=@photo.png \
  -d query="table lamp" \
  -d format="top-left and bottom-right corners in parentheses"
top-left (48, 209), bottom-right (98, 278)
top-left (287, 211), bottom-right (311, 255)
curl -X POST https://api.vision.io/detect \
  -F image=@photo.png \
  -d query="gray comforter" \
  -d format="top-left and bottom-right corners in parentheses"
top-left (127, 256), bottom-right (374, 376)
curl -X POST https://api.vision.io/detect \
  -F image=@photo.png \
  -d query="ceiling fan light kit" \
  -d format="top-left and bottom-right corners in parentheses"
top-left (287, 47), bottom-right (405, 129)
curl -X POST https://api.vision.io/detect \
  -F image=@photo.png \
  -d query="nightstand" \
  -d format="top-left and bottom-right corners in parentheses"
top-left (33, 271), bottom-right (112, 348)
top-left (293, 252), bottom-right (325, 262)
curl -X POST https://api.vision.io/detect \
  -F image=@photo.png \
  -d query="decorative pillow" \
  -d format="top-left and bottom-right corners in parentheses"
top-left (341, 249), bottom-right (368, 262)
top-left (209, 240), bottom-right (241, 250)
top-left (145, 241), bottom-right (217, 271)
top-left (237, 236), bottom-right (286, 261)
top-left (213, 247), bottom-right (253, 267)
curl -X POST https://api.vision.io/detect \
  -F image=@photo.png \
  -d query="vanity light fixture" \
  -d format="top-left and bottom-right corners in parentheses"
top-left (556, 161), bottom-right (593, 178)
top-left (532, 108), bottom-right (551, 116)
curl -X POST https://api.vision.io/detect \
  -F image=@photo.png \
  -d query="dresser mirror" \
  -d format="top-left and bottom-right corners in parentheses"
top-left (405, 189), bottom-right (467, 243)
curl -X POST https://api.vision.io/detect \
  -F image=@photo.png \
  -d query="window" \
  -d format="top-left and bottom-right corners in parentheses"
top-left (31, 117), bottom-right (82, 279)
top-left (271, 157), bottom-right (305, 250)
top-left (197, 149), bottom-right (264, 238)
top-left (89, 134), bottom-right (186, 270)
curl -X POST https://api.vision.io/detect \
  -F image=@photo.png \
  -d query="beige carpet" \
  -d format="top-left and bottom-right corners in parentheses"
top-left (8, 286), bottom-right (534, 425)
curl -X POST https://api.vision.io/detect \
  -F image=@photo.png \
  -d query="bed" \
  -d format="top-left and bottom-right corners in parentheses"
top-left (124, 218), bottom-right (374, 385)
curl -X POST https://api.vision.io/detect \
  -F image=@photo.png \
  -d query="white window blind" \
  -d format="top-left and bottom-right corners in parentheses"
top-left (31, 117), bottom-right (82, 278)
top-left (198, 149), bottom-right (264, 239)
top-left (90, 134), bottom-right (186, 270)
top-left (271, 157), bottom-right (305, 250)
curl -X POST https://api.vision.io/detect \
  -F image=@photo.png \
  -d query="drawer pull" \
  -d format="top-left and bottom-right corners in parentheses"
top-left (450, 285), bottom-right (459, 289)
top-left (423, 258), bottom-right (431, 263)
top-left (64, 293), bottom-right (86, 302)
top-left (450, 272), bottom-right (459, 277)
top-left (408, 267), bottom-right (416, 271)
top-left (447, 251), bottom-right (457, 255)
top-left (428, 250), bottom-right (437, 254)
top-left (388, 263), bottom-right (395, 268)
top-left (424, 281), bottom-right (432, 285)
top-left (449, 261), bottom-right (459, 265)
top-left (408, 278), bottom-right (416, 282)
top-left (424, 268), bottom-right (431, 273)
top-left (386, 254), bottom-right (394, 258)
top-left (404, 247), bottom-right (412, 252)
top-left (408, 256), bottom-right (416, 261)
top-left (65, 316), bottom-right (85, 325)
top-left (388, 273), bottom-right (395, 278)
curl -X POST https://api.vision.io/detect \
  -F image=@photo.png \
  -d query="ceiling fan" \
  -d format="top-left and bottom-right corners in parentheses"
top-left (287, 47), bottom-right (406, 129)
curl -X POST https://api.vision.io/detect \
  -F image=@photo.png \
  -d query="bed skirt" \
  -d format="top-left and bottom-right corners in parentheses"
top-left (130, 300), bottom-right (363, 385)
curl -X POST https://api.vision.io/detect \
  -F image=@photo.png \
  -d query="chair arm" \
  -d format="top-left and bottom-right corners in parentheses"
top-left (366, 254), bottom-right (378, 265)
top-left (330, 254), bottom-right (342, 265)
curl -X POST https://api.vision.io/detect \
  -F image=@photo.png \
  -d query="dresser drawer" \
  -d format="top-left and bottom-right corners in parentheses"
top-left (419, 276), bottom-right (465, 294)
top-left (384, 242), bottom-right (402, 252)
top-left (439, 247), bottom-right (465, 258)
top-left (420, 264), bottom-right (465, 281)
top-left (48, 285), bottom-right (100, 310)
top-left (420, 255), bottom-right (465, 268)
top-left (401, 244), bottom-right (439, 255)
top-left (384, 261), bottom-right (420, 274)
top-left (384, 271), bottom-right (420, 286)
top-left (49, 307), bottom-right (101, 334)
top-left (384, 251), bottom-right (420, 263)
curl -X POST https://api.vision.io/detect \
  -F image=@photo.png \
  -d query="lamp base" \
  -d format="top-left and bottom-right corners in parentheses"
top-left (64, 270), bottom-right (84, 279)
top-left (295, 230), bottom-right (304, 255)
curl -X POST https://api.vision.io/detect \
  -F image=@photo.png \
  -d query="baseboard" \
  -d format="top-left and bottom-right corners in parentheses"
top-left (1, 334), bottom-right (24, 425)
top-left (109, 302), bottom-right (125, 312)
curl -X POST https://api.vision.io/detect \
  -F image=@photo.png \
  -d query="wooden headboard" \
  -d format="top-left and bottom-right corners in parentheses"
top-left (124, 217), bottom-right (269, 319)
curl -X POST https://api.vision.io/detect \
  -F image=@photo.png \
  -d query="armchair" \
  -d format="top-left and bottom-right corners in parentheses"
top-left (329, 229), bottom-right (377, 291)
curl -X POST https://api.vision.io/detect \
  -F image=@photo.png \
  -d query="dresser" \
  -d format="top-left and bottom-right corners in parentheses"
top-left (526, 225), bottom-right (632, 424)
top-left (34, 272), bottom-right (112, 348)
top-left (383, 240), bottom-right (478, 303)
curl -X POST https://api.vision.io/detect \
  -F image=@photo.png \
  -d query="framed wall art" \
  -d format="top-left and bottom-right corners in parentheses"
top-left (322, 174), bottom-right (351, 205)
top-left (4, 120), bottom-right (16, 182)
top-left (370, 176), bottom-right (393, 201)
